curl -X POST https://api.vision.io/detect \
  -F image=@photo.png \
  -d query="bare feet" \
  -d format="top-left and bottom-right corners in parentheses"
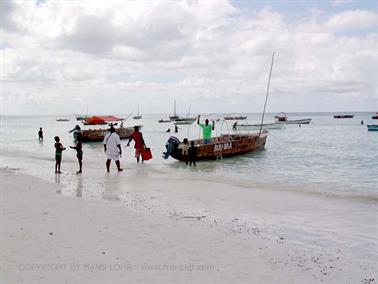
top-left (76, 171), bottom-right (82, 174)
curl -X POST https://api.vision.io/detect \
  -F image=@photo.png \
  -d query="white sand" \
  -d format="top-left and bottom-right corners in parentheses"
top-left (1, 169), bottom-right (376, 284)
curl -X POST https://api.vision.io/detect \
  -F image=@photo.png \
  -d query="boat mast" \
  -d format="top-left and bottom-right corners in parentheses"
top-left (137, 105), bottom-right (139, 116)
top-left (259, 52), bottom-right (275, 137)
top-left (174, 99), bottom-right (176, 116)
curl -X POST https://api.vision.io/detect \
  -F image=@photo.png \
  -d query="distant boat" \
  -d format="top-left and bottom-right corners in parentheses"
top-left (174, 119), bottom-right (195, 125)
top-left (158, 119), bottom-right (171, 123)
top-left (371, 113), bottom-right (378, 119)
top-left (274, 112), bottom-right (311, 124)
top-left (234, 122), bottom-right (285, 130)
top-left (333, 114), bottom-right (354, 118)
top-left (224, 115), bottom-right (247, 120)
top-left (133, 106), bottom-right (142, 119)
top-left (56, 118), bottom-right (70, 122)
top-left (169, 100), bottom-right (180, 121)
top-left (367, 125), bottom-right (378, 131)
top-left (75, 114), bottom-right (90, 121)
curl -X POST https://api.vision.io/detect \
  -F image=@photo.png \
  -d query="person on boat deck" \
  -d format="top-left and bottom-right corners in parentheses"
top-left (178, 138), bottom-right (190, 165)
top-left (54, 136), bottom-right (66, 174)
top-left (103, 126), bottom-right (123, 172)
top-left (188, 141), bottom-right (197, 166)
top-left (197, 115), bottom-right (215, 144)
top-left (126, 126), bottom-right (146, 163)
top-left (38, 127), bottom-right (43, 141)
top-left (70, 132), bottom-right (83, 174)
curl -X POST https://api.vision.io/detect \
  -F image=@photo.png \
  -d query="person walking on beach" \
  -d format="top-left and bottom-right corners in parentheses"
top-left (197, 115), bottom-right (214, 144)
top-left (126, 126), bottom-right (146, 163)
top-left (38, 127), bottom-right (43, 141)
top-left (188, 141), bottom-right (197, 166)
top-left (54, 136), bottom-right (66, 173)
top-left (103, 126), bottom-right (123, 172)
top-left (70, 132), bottom-right (83, 174)
top-left (175, 125), bottom-right (180, 133)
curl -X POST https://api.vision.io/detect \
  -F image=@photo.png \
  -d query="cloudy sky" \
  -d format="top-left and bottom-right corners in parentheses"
top-left (0, 0), bottom-right (377, 115)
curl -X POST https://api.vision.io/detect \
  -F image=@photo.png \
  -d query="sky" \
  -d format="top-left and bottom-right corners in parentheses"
top-left (0, 0), bottom-right (377, 115)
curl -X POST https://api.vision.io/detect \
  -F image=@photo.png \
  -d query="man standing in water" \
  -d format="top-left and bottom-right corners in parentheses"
top-left (103, 126), bottom-right (123, 172)
top-left (197, 115), bottom-right (215, 144)
top-left (38, 127), bottom-right (43, 141)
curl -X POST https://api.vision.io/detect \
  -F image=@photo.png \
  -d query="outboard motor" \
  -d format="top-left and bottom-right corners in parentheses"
top-left (163, 136), bottom-right (180, 159)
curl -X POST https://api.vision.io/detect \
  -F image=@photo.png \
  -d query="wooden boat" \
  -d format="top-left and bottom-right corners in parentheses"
top-left (234, 122), bottom-right (284, 130)
top-left (224, 115), bottom-right (247, 120)
top-left (56, 119), bottom-right (70, 122)
top-left (333, 114), bottom-right (354, 118)
top-left (80, 125), bottom-right (142, 142)
top-left (164, 52), bottom-right (276, 162)
top-left (367, 125), bottom-right (378, 131)
top-left (274, 112), bottom-right (311, 124)
top-left (133, 106), bottom-right (142, 119)
top-left (163, 133), bottom-right (268, 161)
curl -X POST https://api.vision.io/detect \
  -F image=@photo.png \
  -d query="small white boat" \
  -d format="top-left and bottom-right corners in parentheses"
top-left (274, 113), bottom-right (311, 124)
top-left (234, 122), bottom-right (284, 131)
top-left (174, 120), bottom-right (195, 125)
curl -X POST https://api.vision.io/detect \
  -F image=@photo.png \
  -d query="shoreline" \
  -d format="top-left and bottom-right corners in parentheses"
top-left (1, 168), bottom-right (377, 283)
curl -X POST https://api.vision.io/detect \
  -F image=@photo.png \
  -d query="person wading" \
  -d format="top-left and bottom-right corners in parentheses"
top-left (103, 126), bottom-right (123, 172)
top-left (126, 126), bottom-right (146, 163)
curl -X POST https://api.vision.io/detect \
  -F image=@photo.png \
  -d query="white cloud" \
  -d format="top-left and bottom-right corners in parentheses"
top-left (0, 0), bottom-right (377, 114)
top-left (332, 0), bottom-right (353, 6)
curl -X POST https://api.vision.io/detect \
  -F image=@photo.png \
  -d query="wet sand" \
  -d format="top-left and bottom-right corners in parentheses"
top-left (1, 169), bottom-right (376, 284)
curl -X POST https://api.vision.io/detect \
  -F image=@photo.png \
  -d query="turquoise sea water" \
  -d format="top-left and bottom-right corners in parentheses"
top-left (0, 112), bottom-right (377, 199)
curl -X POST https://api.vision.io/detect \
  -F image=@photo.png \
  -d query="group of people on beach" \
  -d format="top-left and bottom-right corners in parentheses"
top-left (40, 114), bottom-right (215, 174)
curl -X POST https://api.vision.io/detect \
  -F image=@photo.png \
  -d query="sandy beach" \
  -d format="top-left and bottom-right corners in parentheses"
top-left (1, 168), bottom-right (376, 284)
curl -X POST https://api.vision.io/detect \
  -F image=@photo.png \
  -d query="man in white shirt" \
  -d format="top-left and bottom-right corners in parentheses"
top-left (103, 126), bottom-right (123, 172)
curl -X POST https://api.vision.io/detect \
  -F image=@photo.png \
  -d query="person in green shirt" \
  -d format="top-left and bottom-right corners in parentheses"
top-left (197, 115), bottom-right (215, 144)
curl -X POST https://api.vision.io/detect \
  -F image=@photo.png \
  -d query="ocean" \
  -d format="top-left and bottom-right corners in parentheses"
top-left (0, 112), bottom-right (377, 200)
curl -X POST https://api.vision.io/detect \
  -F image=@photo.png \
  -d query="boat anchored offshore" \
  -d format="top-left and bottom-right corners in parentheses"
top-left (367, 125), bottom-right (378, 131)
top-left (233, 121), bottom-right (284, 131)
top-left (223, 115), bottom-right (247, 120)
top-left (133, 106), bottom-right (142, 120)
top-left (274, 112), bottom-right (311, 124)
top-left (163, 133), bottom-right (268, 161)
top-left (333, 114), bottom-right (354, 119)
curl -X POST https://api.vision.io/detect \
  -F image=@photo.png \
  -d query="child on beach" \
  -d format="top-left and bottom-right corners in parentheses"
top-left (54, 136), bottom-right (66, 173)
top-left (179, 138), bottom-right (190, 165)
top-left (188, 141), bottom-right (197, 167)
top-left (70, 133), bottom-right (83, 174)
